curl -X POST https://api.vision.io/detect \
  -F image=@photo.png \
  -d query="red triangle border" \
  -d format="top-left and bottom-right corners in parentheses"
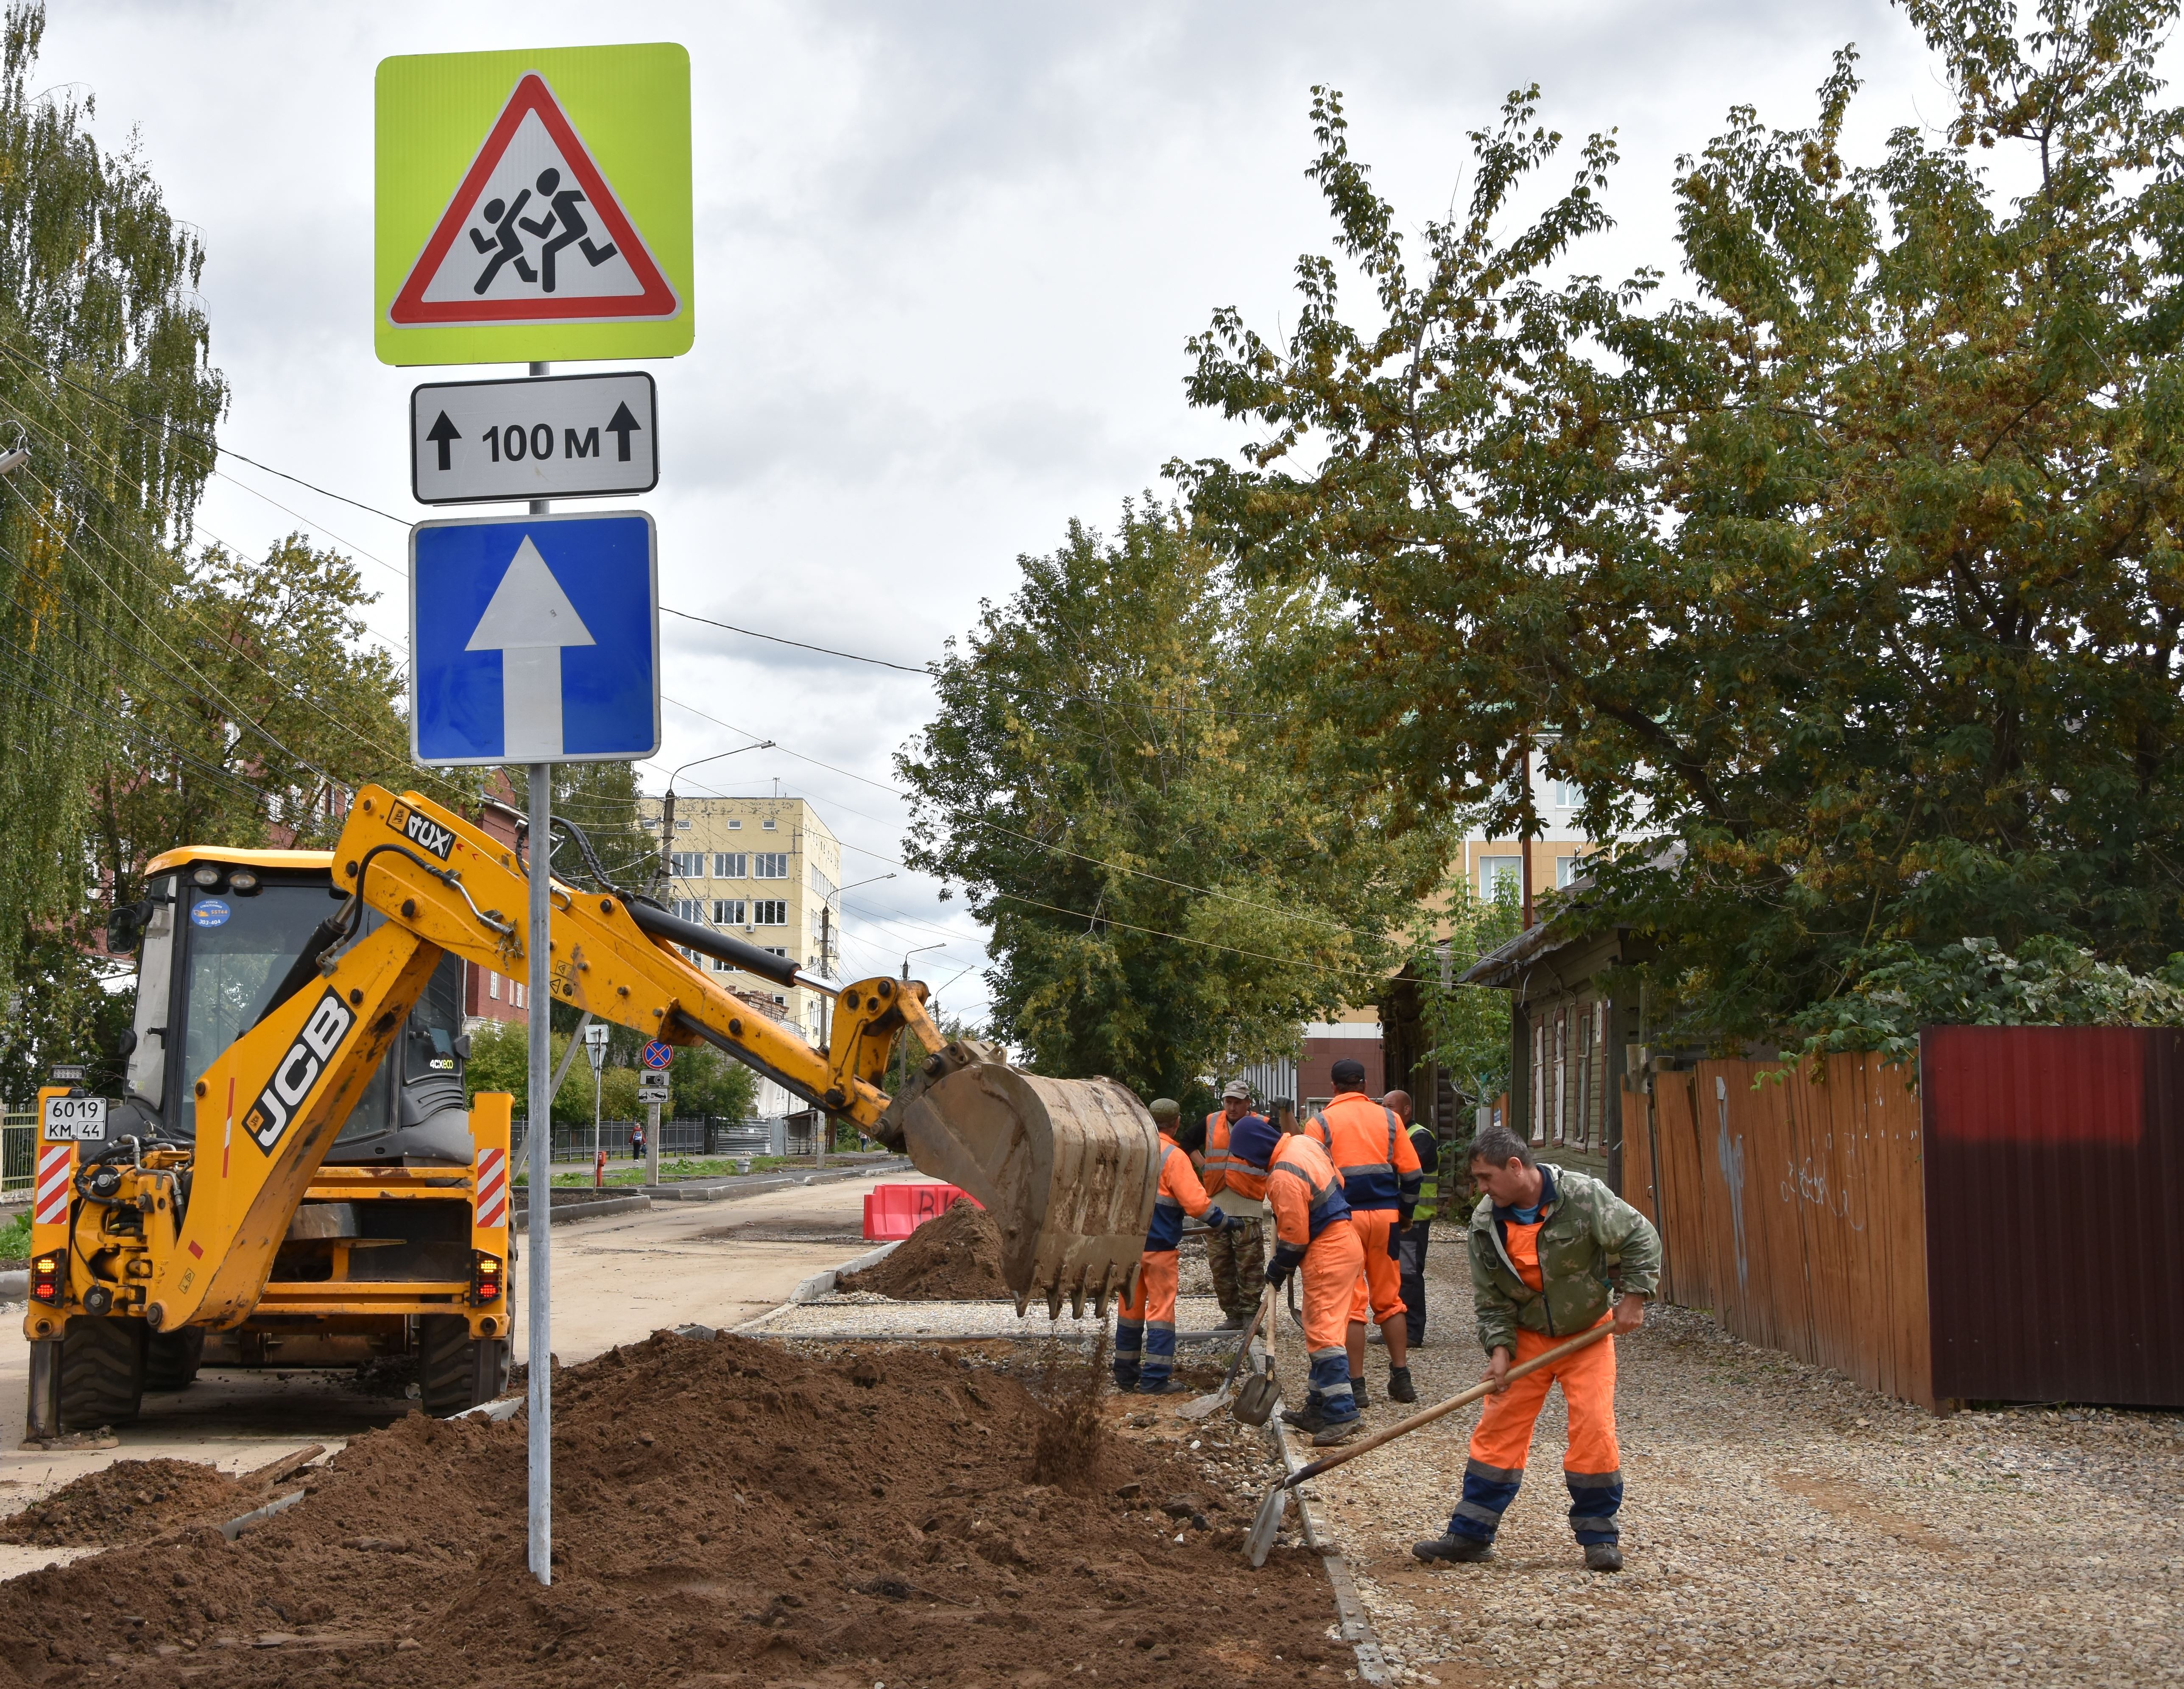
top-left (389, 72), bottom-right (680, 326)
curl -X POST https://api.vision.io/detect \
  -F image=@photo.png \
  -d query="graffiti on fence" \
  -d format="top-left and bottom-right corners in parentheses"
top-left (1714, 1076), bottom-right (1749, 1296)
top-left (1780, 1152), bottom-right (1867, 1232)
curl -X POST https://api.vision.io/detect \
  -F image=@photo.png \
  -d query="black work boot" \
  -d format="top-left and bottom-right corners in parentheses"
top-left (1584, 1542), bottom-right (1624, 1572)
top-left (1280, 1403), bottom-right (1330, 1433)
top-left (1349, 1376), bottom-right (1369, 1409)
top-left (1412, 1535), bottom-right (1493, 1564)
top-left (1386, 1365), bottom-right (1417, 1404)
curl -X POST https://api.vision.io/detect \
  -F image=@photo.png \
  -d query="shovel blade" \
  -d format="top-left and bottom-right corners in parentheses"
top-left (1245, 1484), bottom-right (1289, 1567)
top-left (1176, 1385), bottom-right (1228, 1421)
top-left (1232, 1373), bottom-right (1279, 1427)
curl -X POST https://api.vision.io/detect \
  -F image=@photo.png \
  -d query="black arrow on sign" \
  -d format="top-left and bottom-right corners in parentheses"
top-left (425, 410), bottom-right (461, 472)
top-left (605, 400), bottom-right (643, 463)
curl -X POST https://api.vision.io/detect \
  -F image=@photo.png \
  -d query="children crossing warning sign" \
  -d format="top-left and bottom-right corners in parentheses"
top-left (377, 45), bottom-right (692, 366)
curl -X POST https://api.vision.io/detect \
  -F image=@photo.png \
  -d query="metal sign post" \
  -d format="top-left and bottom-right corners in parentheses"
top-left (524, 754), bottom-right (552, 1585)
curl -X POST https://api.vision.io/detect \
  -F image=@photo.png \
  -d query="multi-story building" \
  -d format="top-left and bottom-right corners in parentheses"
top-left (637, 793), bottom-right (843, 1116)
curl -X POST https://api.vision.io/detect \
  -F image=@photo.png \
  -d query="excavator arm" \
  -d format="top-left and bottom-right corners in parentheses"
top-left (144, 785), bottom-right (1156, 1336)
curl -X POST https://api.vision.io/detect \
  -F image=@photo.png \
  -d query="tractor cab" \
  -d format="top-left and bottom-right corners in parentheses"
top-left (107, 848), bottom-right (477, 1166)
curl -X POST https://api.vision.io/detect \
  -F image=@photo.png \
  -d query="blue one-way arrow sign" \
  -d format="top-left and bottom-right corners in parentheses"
top-left (410, 511), bottom-right (659, 765)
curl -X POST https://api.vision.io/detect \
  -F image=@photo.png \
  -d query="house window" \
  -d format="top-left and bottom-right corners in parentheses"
top-left (762, 818), bottom-right (777, 830)
top-left (1556, 855), bottom-right (1583, 889)
top-left (1481, 856), bottom-right (1521, 899)
top-left (713, 852), bottom-right (747, 878)
top-left (713, 899), bottom-right (748, 926)
top-left (675, 817), bottom-right (691, 831)
top-left (513, 983), bottom-right (524, 1008)
top-left (1529, 1022), bottom-right (1547, 1145)
top-left (1590, 999), bottom-right (1609, 1147)
top-left (1572, 1001), bottom-right (1592, 1149)
top-left (711, 956), bottom-right (731, 972)
top-left (728, 818), bottom-right (742, 830)
top-left (488, 972), bottom-right (500, 1001)
top-left (1552, 1006), bottom-right (1568, 1146)
top-left (754, 900), bottom-right (788, 925)
top-left (763, 945), bottom-right (788, 957)
top-left (668, 851), bottom-right (704, 878)
top-left (672, 898), bottom-right (706, 923)
top-left (754, 853), bottom-right (789, 879)
top-left (1550, 779), bottom-right (1583, 810)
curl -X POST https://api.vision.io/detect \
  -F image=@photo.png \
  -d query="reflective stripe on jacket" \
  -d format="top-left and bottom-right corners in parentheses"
top-left (1266, 1133), bottom-right (1351, 1248)
top-left (1408, 1121), bottom-right (1439, 1220)
top-left (1201, 1108), bottom-right (1267, 1195)
top-left (1303, 1092), bottom-right (1421, 1212)
top-left (1146, 1134), bottom-right (1217, 1251)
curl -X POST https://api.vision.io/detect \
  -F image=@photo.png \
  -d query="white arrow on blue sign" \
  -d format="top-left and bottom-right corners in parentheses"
top-left (410, 511), bottom-right (660, 765)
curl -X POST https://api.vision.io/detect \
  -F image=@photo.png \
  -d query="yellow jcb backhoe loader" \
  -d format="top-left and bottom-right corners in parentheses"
top-left (21, 784), bottom-right (1158, 1437)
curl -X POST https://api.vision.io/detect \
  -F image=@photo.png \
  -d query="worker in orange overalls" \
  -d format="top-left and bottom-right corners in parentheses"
top-left (1303, 1058), bottom-right (1423, 1407)
top-left (1412, 1122), bottom-right (1660, 1574)
top-left (1227, 1114), bottom-right (1366, 1446)
top-left (1114, 1099), bottom-right (1240, 1394)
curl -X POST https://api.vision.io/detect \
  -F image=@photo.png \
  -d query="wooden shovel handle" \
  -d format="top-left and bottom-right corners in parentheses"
top-left (1213, 1282), bottom-right (1278, 1393)
top-left (1285, 1323), bottom-right (1614, 1486)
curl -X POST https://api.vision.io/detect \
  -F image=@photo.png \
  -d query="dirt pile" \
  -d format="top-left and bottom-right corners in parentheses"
top-left (0, 1459), bottom-right (267, 1548)
top-left (839, 1198), bottom-right (1011, 1299)
top-left (0, 1332), bottom-right (1338, 1686)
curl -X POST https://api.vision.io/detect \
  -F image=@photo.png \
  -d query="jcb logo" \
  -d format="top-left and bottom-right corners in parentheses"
top-left (387, 801), bottom-right (455, 860)
top-left (243, 991), bottom-right (354, 1153)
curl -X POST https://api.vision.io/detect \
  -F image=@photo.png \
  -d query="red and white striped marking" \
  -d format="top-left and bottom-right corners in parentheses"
top-left (474, 1146), bottom-right (508, 1231)
top-left (33, 1145), bottom-right (72, 1226)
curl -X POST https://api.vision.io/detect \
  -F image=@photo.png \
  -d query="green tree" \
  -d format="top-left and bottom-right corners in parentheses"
top-left (0, 0), bottom-right (225, 1030)
top-left (668, 1044), bottom-right (757, 1119)
top-left (898, 500), bottom-right (1447, 1100)
top-left (1405, 879), bottom-right (1525, 1105)
top-left (1175, 0), bottom-right (2184, 1050)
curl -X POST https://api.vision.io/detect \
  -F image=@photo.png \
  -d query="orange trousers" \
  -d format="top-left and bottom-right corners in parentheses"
top-left (1345, 1209), bottom-right (1406, 1325)
top-left (1469, 1317), bottom-right (1619, 1473)
top-left (1297, 1220), bottom-right (1364, 1354)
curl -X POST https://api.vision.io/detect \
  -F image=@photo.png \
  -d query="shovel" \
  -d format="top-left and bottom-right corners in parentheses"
top-left (1178, 1282), bottom-right (1277, 1421)
top-left (1244, 1324), bottom-right (1615, 1566)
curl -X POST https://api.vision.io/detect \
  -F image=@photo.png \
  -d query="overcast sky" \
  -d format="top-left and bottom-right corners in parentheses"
top-left (41, 0), bottom-right (1975, 1021)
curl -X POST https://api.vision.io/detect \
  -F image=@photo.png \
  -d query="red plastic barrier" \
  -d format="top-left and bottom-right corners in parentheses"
top-left (862, 1182), bottom-right (982, 1240)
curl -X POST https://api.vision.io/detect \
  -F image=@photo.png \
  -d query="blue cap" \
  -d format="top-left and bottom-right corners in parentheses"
top-left (1229, 1116), bottom-right (1281, 1171)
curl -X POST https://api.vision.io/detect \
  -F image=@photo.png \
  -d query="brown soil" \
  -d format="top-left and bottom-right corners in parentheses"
top-left (0, 1332), bottom-right (1338, 1686)
top-left (0, 1459), bottom-right (266, 1548)
top-left (839, 1199), bottom-right (1010, 1300)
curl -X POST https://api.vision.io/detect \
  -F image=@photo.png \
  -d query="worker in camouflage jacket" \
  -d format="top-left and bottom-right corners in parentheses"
top-left (1413, 1123), bottom-right (1662, 1574)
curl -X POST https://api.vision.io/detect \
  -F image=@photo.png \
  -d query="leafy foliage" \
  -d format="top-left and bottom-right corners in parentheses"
top-left (898, 502), bottom-right (1447, 1100)
top-left (466, 1019), bottom-right (756, 1125)
top-left (1403, 879), bottom-right (1525, 1103)
top-left (1787, 936), bottom-right (2184, 1065)
top-left (1174, 0), bottom-right (2184, 1048)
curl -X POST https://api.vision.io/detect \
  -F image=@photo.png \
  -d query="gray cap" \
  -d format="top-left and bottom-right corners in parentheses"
top-left (1148, 1097), bottom-right (1181, 1122)
top-left (1222, 1079), bottom-right (1252, 1101)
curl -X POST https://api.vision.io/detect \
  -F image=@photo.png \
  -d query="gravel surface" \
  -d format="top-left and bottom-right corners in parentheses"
top-left (1281, 1221), bottom-right (2184, 1688)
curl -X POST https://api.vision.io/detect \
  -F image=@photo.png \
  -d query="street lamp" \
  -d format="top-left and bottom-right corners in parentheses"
top-left (656, 740), bottom-right (776, 891)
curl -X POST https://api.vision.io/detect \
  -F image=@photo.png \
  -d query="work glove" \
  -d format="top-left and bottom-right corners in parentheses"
top-left (1266, 1241), bottom-right (1305, 1291)
top-left (1200, 1207), bottom-right (1234, 1234)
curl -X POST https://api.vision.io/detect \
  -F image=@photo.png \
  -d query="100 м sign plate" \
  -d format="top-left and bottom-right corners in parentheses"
top-left (412, 370), bottom-right (656, 504)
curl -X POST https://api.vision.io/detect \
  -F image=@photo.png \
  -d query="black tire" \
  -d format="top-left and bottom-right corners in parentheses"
top-left (143, 1328), bottom-right (206, 1393)
top-left (417, 1315), bottom-right (509, 1416)
top-left (58, 1315), bottom-right (146, 1430)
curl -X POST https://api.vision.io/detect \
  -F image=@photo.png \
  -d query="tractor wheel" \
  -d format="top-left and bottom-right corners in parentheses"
top-left (143, 1327), bottom-right (206, 1393)
top-left (417, 1314), bottom-right (509, 1416)
top-left (58, 1315), bottom-right (146, 1430)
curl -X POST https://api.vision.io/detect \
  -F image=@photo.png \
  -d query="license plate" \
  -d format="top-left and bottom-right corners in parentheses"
top-left (42, 1095), bottom-right (108, 1141)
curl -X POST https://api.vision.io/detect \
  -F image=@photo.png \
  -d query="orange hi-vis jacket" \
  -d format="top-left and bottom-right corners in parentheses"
top-left (1202, 1109), bottom-right (1270, 1200)
top-left (1305, 1091), bottom-right (1422, 1213)
top-left (1144, 1133), bottom-right (1218, 1251)
top-left (1265, 1133), bottom-right (1352, 1249)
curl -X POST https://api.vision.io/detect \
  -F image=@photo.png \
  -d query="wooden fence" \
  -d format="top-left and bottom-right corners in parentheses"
top-left (1620, 1053), bottom-right (1934, 1410)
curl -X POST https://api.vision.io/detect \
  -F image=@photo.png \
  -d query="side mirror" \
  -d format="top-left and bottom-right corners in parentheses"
top-left (105, 902), bottom-right (145, 955)
top-left (452, 1033), bottom-right (473, 1061)
top-left (114, 1028), bottom-right (138, 1059)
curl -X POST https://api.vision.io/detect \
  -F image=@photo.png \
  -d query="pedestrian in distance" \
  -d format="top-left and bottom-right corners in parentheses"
top-left (1302, 1058), bottom-right (1423, 1407)
top-left (1114, 1099), bottom-right (1241, 1395)
top-left (1199, 1079), bottom-right (1270, 1330)
top-left (628, 1117), bottom-right (646, 1162)
top-left (1227, 1114), bottom-right (1365, 1446)
top-left (1384, 1089), bottom-right (1438, 1347)
top-left (1413, 1122), bottom-right (1661, 1574)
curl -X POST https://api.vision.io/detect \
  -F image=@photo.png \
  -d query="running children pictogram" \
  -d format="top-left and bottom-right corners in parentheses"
top-left (389, 72), bottom-right (678, 327)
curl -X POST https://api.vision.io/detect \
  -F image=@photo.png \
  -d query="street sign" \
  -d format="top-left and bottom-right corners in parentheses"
top-left (376, 45), bottom-right (693, 365)
top-left (637, 1070), bottom-right (670, 1095)
top-left (411, 511), bottom-right (659, 765)
top-left (640, 1040), bottom-right (672, 1070)
top-left (413, 371), bottom-right (657, 505)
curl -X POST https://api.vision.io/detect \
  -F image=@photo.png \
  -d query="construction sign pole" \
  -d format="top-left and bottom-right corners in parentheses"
top-left (525, 361), bottom-right (555, 1588)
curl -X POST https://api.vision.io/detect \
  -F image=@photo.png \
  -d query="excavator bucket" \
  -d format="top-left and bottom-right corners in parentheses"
top-left (876, 1043), bottom-right (1158, 1318)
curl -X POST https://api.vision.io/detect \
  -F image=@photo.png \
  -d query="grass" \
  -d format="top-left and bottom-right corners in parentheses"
top-left (517, 1153), bottom-right (855, 1188)
top-left (0, 1207), bottom-right (30, 1266)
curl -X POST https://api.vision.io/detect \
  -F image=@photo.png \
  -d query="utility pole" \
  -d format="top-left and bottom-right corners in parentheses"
top-left (656, 742), bottom-right (775, 896)
top-left (582, 1020), bottom-right (608, 1169)
top-left (1518, 736), bottom-right (1536, 930)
